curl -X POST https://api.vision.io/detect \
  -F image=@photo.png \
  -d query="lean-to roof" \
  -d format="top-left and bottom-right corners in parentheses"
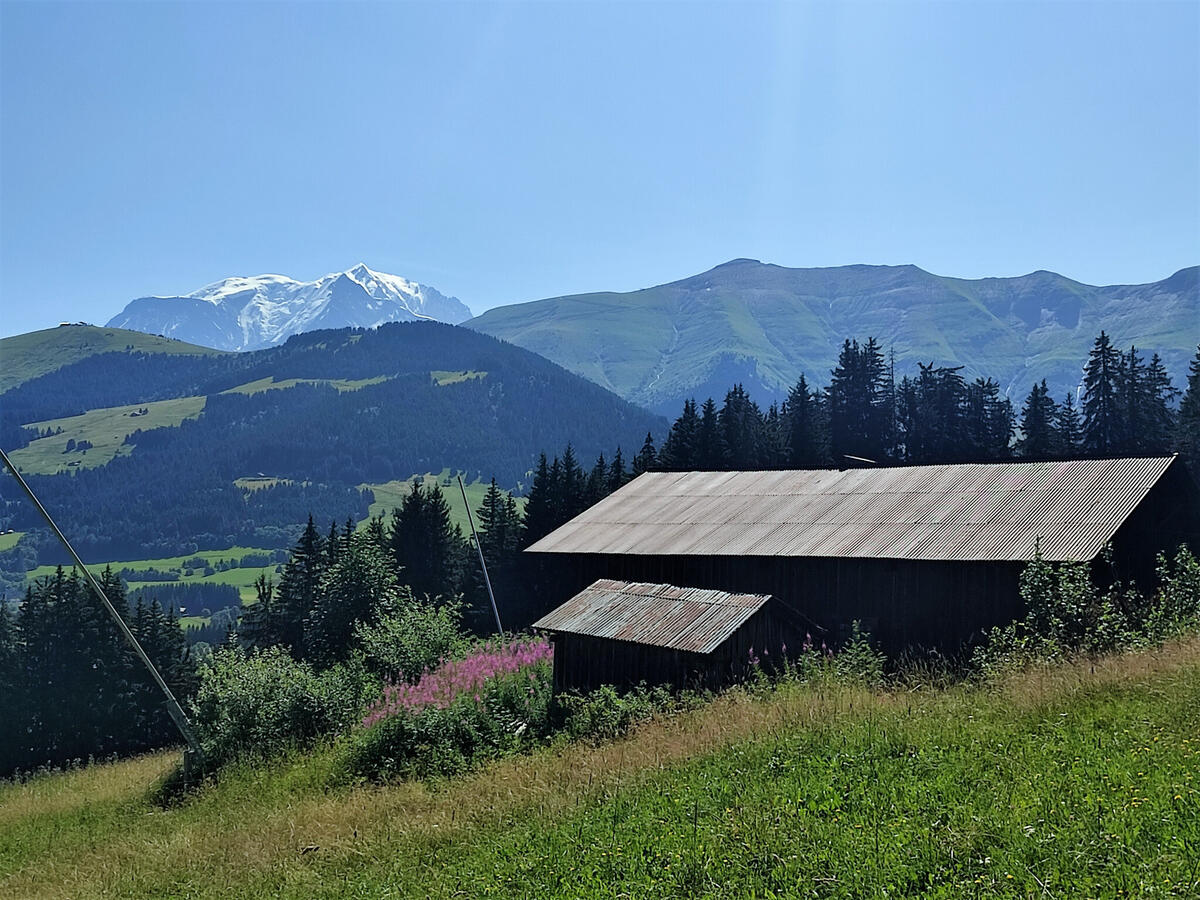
top-left (532, 579), bottom-right (771, 654)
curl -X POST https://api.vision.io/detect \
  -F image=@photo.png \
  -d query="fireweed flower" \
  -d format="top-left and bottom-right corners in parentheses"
top-left (362, 638), bottom-right (553, 727)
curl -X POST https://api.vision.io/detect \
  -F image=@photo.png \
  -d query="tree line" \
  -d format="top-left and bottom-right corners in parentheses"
top-left (646, 333), bottom-right (1198, 472)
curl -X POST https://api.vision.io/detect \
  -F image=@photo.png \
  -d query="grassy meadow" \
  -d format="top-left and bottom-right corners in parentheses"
top-left (25, 546), bottom-right (282, 605)
top-left (0, 325), bottom-right (223, 394)
top-left (0, 532), bottom-right (24, 553)
top-left (10, 396), bottom-right (207, 475)
top-left (360, 471), bottom-right (526, 535)
top-left (2, 640), bottom-right (1198, 898)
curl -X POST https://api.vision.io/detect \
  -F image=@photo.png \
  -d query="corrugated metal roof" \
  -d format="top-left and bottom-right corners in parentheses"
top-left (532, 579), bottom-right (772, 654)
top-left (526, 457), bottom-right (1179, 562)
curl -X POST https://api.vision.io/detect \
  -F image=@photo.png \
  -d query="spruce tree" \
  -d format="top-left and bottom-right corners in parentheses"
top-left (660, 399), bottom-right (700, 471)
top-left (632, 432), bottom-right (658, 475)
top-left (785, 374), bottom-right (827, 467)
top-left (607, 447), bottom-right (628, 492)
top-left (1145, 353), bottom-right (1179, 454)
top-left (388, 480), bottom-right (463, 602)
top-left (718, 384), bottom-right (765, 469)
top-left (1017, 380), bottom-right (1058, 459)
top-left (696, 398), bottom-right (724, 469)
top-left (522, 453), bottom-right (557, 544)
top-left (274, 516), bottom-right (326, 655)
top-left (307, 532), bottom-right (402, 667)
top-left (1055, 392), bottom-right (1083, 457)
top-left (828, 338), bottom-right (889, 463)
top-left (1082, 331), bottom-right (1122, 455)
top-left (1177, 345), bottom-right (1200, 463)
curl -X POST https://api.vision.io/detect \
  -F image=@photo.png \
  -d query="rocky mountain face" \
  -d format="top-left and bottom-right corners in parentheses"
top-left (467, 260), bottom-right (1199, 414)
top-left (107, 264), bottom-right (472, 351)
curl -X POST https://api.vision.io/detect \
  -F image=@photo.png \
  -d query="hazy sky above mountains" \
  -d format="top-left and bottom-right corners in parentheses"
top-left (1, 1), bottom-right (1196, 339)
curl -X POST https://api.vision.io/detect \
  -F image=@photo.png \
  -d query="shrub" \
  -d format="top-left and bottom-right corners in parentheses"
top-left (188, 645), bottom-right (370, 770)
top-left (555, 683), bottom-right (677, 744)
top-left (352, 599), bottom-right (467, 683)
top-left (343, 655), bottom-right (553, 781)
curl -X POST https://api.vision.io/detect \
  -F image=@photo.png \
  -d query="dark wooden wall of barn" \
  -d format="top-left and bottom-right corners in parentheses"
top-left (528, 552), bottom-right (1025, 654)
top-left (1108, 462), bottom-right (1200, 587)
top-left (549, 603), bottom-right (801, 693)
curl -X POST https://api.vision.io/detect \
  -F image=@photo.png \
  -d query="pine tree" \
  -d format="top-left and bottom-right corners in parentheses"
top-left (388, 480), bottom-right (464, 602)
top-left (966, 377), bottom-right (1013, 461)
top-left (1017, 380), bottom-right (1058, 459)
top-left (1055, 392), bottom-right (1083, 457)
top-left (660, 399), bottom-right (700, 471)
top-left (1082, 331), bottom-right (1122, 455)
top-left (828, 338), bottom-right (889, 463)
top-left (274, 516), bottom-right (326, 655)
top-left (785, 374), bottom-right (827, 467)
top-left (762, 402), bottom-right (789, 467)
top-left (606, 447), bottom-right (627, 492)
top-left (522, 453), bottom-right (557, 544)
top-left (696, 398), bottom-right (724, 469)
top-left (1177, 345), bottom-right (1200, 463)
top-left (632, 432), bottom-right (658, 475)
top-left (1144, 353), bottom-right (1179, 454)
top-left (718, 384), bottom-right (765, 469)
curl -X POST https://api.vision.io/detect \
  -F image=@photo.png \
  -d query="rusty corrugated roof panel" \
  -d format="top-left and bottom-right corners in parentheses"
top-left (532, 578), bottom-right (772, 654)
top-left (525, 457), bottom-right (1179, 563)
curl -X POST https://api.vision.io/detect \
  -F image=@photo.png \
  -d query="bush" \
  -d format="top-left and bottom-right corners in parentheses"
top-left (555, 683), bottom-right (678, 744)
top-left (342, 662), bottom-right (553, 781)
top-left (188, 646), bottom-right (370, 770)
top-left (352, 599), bottom-right (467, 683)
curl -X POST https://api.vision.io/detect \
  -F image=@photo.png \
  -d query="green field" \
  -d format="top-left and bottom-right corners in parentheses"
top-left (0, 325), bottom-right (224, 394)
top-left (1, 641), bottom-right (1197, 898)
top-left (9, 396), bottom-right (207, 475)
top-left (430, 369), bottom-right (487, 386)
top-left (25, 546), bottom-right (282, 604)
top-left (221, 375), bottom-right (390, 395)
top-left (0, 532), bottom-right (24, 552)
top-left (359, 471), bottom-right (525, 535)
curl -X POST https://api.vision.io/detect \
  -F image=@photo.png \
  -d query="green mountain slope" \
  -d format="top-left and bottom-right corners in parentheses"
top-left (0, 324), bottom-right (225, 394)
top-left (467, 260), bottom-right (1199, 413)
top-left (0, 322), bottom-right (663, 568)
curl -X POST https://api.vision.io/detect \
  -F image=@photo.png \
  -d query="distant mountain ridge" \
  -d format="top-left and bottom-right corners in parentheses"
top-left (467, 260), bottom-right (1199, 414)
top-left (107, 264), bottom-right (472, 351)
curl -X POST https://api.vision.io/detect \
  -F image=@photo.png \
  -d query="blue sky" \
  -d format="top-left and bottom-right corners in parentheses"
top-left (1, 0), bottom-right (1197, 338)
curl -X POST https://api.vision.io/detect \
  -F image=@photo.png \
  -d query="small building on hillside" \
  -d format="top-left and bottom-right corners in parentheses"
top-left (533, 579), bottom-right (803, 692)
top-left (525, 456), bottom-right (1200, 653)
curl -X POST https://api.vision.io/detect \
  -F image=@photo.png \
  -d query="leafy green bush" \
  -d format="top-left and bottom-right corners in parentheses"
top-left (189, 646), bottom-right (370, 769)
top-left (974, 543), bottom-right (1200, 674)
top-left (555, 683), bottom-right (681, 744)
top-left (352, 598), bottom-right (467, 682)
top-left (832, 620), bottom-right (887, 685)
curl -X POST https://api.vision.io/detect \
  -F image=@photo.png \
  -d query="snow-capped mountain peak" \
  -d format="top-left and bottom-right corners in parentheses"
top-left (107, 265), bottom-right (472, 351)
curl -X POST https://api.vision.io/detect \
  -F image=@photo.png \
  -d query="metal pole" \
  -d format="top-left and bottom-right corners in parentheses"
top-left (457, 474), bottom-right (504, 638)
top-left (0, 447), bottom-right (204, 761)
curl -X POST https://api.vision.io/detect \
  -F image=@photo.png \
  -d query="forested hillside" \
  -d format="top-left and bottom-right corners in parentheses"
top-left (0, 323), bottom-right (664, 585)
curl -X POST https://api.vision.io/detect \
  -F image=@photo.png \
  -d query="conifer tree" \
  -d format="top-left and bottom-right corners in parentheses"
top-left (522, 453), bottom-right (557, 544)
top-left (273, 516), bottom-right (326, 655)
top-left (1177, 345), bottom-right (1200, 463)
top-left (1082, 331), bottom-right (1122, 455)
top-left (307, 532), bottom-right (403, 667)
top-left (660, 399), bottom-right (700, 471)
top-left (1145, 353), bottom-right (1179, 454)
top-left (718, 384), bottom-right (765, 469)
top-left (785, 374), bottom-right (827, 467)
top-left (1017, 380), bottom-right (1058, 459)
top-left (606, 447), bottom-right (627, 492)
top-left (696, 398), bottom-right (724, 469)
top-left (388, 480), bottom-right (463, 601)
top-left (1055, 392), bottom-right (1083, 457)
top-left (828, 338), bottom-right (889, 463)
top-left (632, 432), bottom-right (658, 475)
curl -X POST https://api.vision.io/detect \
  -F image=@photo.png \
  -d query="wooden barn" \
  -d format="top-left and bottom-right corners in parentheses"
top-left (532, 579), bottom-right (804, 692)
top-left (525, 456), bottom-right (1200, 653)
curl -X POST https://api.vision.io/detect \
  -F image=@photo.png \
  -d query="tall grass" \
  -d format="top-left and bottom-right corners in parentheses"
top-left (3, 638), bottom-right (1198, 898)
